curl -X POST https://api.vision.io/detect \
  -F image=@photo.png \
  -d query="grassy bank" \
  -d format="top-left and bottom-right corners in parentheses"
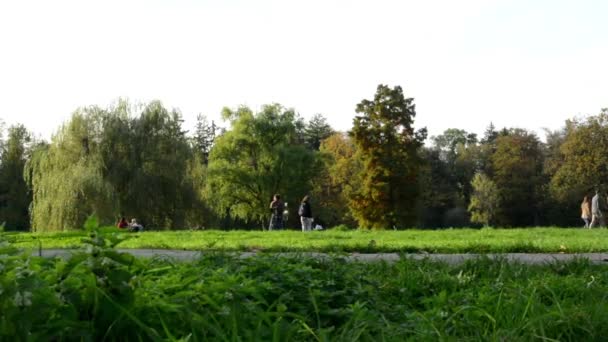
top-left (7, 227), bottom-right (608, 253)
top-left (2, 237), bottom-right (608, 340)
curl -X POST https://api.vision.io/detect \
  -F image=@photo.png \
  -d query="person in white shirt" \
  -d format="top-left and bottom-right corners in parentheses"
top-left (590, 189), bottom-right (606, 228)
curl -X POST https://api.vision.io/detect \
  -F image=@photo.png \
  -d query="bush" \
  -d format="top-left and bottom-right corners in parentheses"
top-left (330, 224), bottom-right (353, 231)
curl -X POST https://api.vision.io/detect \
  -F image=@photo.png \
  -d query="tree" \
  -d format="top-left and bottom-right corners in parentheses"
top-left (537, 127), bottom-right (571, 226)
top-left (480, 122), bottom-right (498, 145)
top-left (432, 128), bottom-right (477, 163)
top-left (311, 133), bottom-right (360, 228)
top-left (349, 84), bottom-right (427, 229)
top-left (491, 129), bottom-right (545, 226)
top-left (25, 108), bottom-right (116, 231)
top-left (303, 114), bottom-right (334, 150)
top-left (0, 124), bottom-right (33, 230)
top-left (550, 110), bottom-right (608, 217)
top-left (26, 100), bottom-right (201, 231)
top-left (206, 104), bottom-right (319, 228)
top-left (476, 122), bottom-right (502, 177)
top-left (193, 114), bottom-right (217, 165)
top-left (430, 128), bottom-right (480, 212)
top-left (120, 101), bottom-right (195, 228)
top-left (468, 173), bottom-right (500, 226)
top-left (417, 147), bottom-right (464, 228)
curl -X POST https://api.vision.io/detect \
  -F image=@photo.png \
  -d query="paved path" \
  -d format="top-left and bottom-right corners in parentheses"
top-left (31, 249), bottom-right (608, 265)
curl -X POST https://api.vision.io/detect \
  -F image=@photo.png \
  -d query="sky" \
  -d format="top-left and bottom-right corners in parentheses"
top-left (0, 0), bottom-right (607, 142)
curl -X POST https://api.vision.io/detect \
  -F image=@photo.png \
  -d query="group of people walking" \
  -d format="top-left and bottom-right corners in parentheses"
top-left (581, 189), bottom-right (607, 228)
top-left (268, 194), bottom-right (315, 231)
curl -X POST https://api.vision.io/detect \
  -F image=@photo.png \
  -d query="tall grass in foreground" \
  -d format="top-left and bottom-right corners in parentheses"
top-left (1, 226), bottom-right (608, 340)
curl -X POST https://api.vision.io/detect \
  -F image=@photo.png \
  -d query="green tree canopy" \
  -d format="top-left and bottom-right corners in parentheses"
top-left (26, 108), bottom-right (116, 231)
top-left (349, 84), bottom-right (427, 229)
top-left (26, 100), bottom-right (200, 231)
top-left (0, 124), bottom-right (33, 230)
top-left (192, 114), bottom-right (217, 165)
top-left (207, 104), bottom-right (319, 228)
top-left (492, 129), bottom-right (545, 226)
top-left (550, 110), bottom-right (608, 204)
top-left (303, 114), bottom-right (335, 150)
top-left (312, 132), bottom-right (361, 228)
top-left (468, 172), bottom-right (500, 227)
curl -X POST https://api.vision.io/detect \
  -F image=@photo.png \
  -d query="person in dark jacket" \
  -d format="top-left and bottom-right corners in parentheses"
top-left (269, 194), bottom-right (285, 230)
top-left (299, 195), bottom-right (313, 232)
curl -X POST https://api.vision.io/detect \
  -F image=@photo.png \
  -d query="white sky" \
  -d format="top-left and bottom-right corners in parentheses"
top-left (1, 0), bottom-right (607, 142)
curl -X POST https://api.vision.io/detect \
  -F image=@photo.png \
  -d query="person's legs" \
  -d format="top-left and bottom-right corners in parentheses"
top-left (583, 218), bottom-right (590, 228)
top-left (590, 215), bottom-right (598, 228)
top-left (277, 216), bottom-right (284, 230)
top-left (306, 217), bottom-right (313, 231)
top-left (300, 217), bottom-right (306, 232)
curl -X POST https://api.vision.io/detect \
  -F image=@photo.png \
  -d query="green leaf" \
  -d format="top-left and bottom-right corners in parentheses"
top-left (84, 214), bottom-right (99, 232)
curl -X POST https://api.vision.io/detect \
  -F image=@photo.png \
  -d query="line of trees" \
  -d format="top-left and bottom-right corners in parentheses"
top-left (0, 85), bottom-right (606, 231)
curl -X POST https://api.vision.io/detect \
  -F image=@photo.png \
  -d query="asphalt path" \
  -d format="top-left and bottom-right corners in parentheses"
top-left (30, 249), bottom-right (608, 265)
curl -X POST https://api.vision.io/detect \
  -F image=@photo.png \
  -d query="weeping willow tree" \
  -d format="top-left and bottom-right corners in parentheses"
top-left (25, 108), bottom-right (116, 231)
top-left (26, 100), bottom-right (202, 231)
top-left (118, 101), bottom-right (195, 228)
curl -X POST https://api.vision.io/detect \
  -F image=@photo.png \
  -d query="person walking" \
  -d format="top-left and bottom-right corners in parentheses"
top-left (298, 195), bottom-right (313, 232)
top-left (590, 189), bottom-right (606, 228)
top-left (268, 194), bottom-right (285, 231)
top-left (581, 195), bottom-right (591, 228)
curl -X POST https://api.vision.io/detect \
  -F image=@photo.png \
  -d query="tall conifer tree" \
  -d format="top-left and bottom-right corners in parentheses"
top-left (349, 84), bottom-right (426, 229)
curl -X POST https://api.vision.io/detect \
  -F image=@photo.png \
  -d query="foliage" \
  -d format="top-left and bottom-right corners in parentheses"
top-left (25, 109), bottom-right (116, 231)
top-left (8, 94), bottom-right (608, 230)
top-left (119, 101), bottom-right (195, 228)
top-left (550, 110), bottom-right (608, 203)
top-left (25, 100), bottom-right (201, 231)
top-left (207, 104), bottom-right (319, 227)
top-left (0, 124), bottom-right (33, 230)
top-left (418, 128), bottom-right (479, 228)
top-left (468, 173), bottom-right (500, 227)
top-left (417, 148), bottom-right (463, 227)
top-left (312, 133), bottom-right (360, 228)
top-left (432, 128), bottom-right (477, 163)
top-left (303, 113), bottom-right (335, 150)
top-left (349, 84), bottom-right (427, 229)
top-left (3, 230), bottom-right (608, 340)
top-left (192, 113), bottom-right (217, 165)
top-left (491, 129), bottom-right (545, 226)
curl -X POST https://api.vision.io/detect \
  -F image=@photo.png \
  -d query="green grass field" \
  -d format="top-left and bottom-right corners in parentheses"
top-left (7, 227), bottom-right (608, 253)
top-left (3, 238), bottom-right (608, 340)
top-left (4, 226), bottom-right (608, 340)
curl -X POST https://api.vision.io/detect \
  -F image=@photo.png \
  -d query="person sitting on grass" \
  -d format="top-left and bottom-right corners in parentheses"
top-left (116, 216), bottom-right (129, 229)
top-left (129, 218), bottom-right (144, 232)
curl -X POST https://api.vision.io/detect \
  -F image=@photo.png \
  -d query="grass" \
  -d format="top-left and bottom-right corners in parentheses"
top-left (3, 243), bottom-right (608, 340)
top-left (3, 223), bottom-right (608, 340)
top-left (7, 226), bottom-right (608, 253)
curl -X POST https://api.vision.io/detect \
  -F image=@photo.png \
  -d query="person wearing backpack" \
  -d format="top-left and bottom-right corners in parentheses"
top-left (299, 195), bottom-right (313, 232)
